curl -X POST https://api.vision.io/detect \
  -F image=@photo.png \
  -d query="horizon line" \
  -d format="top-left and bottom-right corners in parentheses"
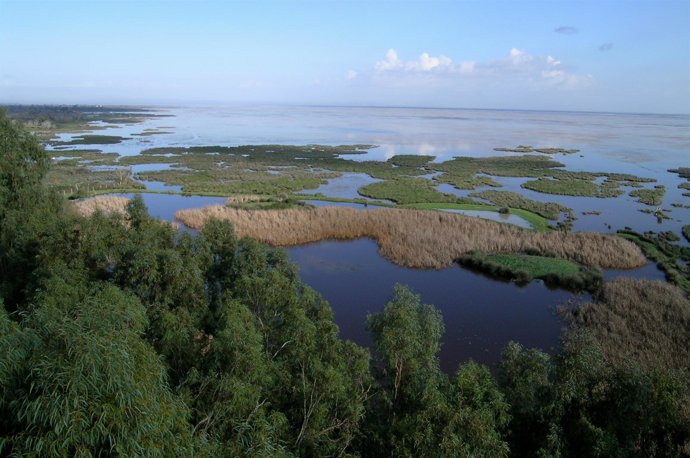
top-left (1, 101), bottom-right (688, 118)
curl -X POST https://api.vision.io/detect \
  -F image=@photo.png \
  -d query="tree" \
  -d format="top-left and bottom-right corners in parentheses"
top-left (0, 272), bottom-right (199, 456)
top-left (368, 284), bottom-right (444, 401)
top-left (0, 111), bottom-right (63, 310)
top-left (364, 284), bottom-right (509, 457)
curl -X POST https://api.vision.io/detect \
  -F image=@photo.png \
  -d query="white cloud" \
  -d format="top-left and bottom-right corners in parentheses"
top-left (509, 48), bottom-right (533, 65)
top-left (407, 52), bottom-right (453, 72)
top-left (375, 49), bottom-right (474, 76)
top-left (366, 47), bottom-right (591, 90)
top-left (347, 70), bottom-right (358, 80)
top-left (375, 49), bottom-right (403, 72)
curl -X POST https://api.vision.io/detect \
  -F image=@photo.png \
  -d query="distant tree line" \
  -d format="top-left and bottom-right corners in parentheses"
top-left (0, 111), bottom-right (688, 456)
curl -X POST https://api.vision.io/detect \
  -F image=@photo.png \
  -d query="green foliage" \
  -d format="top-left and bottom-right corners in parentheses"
top-left (46, 163), bottom-right (146, 198)
top-left (0, 111), bottom-right (66, 309)
top-left (470, 190), bottom-right (572, 220)
top-left (435, 172), bottom-right (503, 190)
top-left (403, 202), bottom-right (551, 232)
top-left (618, 230), bottom-right (690, 295)
top-left (499, 336), bottom-right (690, 457)
top-left (1, 110), bottom-right (687, 456)
top-left (0, 275), bottom-right (197, 456)
top-left (459, 252), bottom-right (603, 291)
top-left (387, 154), bottom-right (435, 167)
top-left (359, 177), bottom-right (469, 204)
top-left (630, 186), bottom-right (666, 206)
top-left (52, 134), bottom-right (128, 145)
top-left (522, 177), bottom-right (624, 197)
top-left (363, 285), bottom-right (510, 457)
top-left (494, 145), bottom-right (579, 154)
top-left (368, 285), bottom-right (445, 400)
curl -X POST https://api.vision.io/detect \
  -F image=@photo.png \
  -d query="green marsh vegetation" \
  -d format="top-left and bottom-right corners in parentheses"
top-left (459, 252), bottom-right (602, 291)
top-left (522, 177), bottom-right (625, 197)
top-left (3, 104), bottom-right (164, 141)
top-left (494, 145), bottom-right (580, 154)
top-left (1, 111), bottom-right (688, 456)
top-left (131, 128), bottom-right (174, 136)
top-left (403, 202), bottom-right (551, 232)
top-left (469, 190), bottom-right (572, 220)
top-left (387, 154), bottom-right (435, 167)
top-left (51, 134), bottom-right (129, 146)
top-left (684, 225), bottom-right (690, 242)
top-left (629, 185), bottom-right (666, 206)
top-left (45, 162), bottom-right (145, 198)
top-left (358, 177), bottom-right (472, 204)
top-left (48, 149), bottom-right (119, 165)
top-left (618, 229), bottom-right (690, 295)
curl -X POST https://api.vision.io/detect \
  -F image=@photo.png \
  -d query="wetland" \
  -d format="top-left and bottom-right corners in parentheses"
top-left (7, 104), bottom-right (690, 369)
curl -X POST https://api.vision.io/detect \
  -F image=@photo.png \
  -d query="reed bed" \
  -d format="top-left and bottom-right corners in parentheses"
top-left (71, 196), bottom-right (130, 217)
top-left (175, 206), bottom-right (645, 269)
top-left (564, 278), bottom-right (690, 371)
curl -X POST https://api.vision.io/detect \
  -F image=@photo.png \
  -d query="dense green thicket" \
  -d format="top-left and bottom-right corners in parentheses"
top-left (1, 112), bottom-right (688, 456)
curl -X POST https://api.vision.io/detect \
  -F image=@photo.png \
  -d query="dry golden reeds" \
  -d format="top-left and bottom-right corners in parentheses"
top-left (564, 278), bottom-right (690, 371)
top-left (174, 205), bottom-right (646, 269)
top-left (71, 196), bottom-right (130, 218)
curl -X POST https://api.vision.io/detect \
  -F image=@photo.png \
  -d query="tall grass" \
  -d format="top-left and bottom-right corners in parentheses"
top-left (175, 206), bottom-right (645, 269)
top-left (71, 196), bottom-right (130, 217)
top-left (564, 278), bottom-right (690, 371)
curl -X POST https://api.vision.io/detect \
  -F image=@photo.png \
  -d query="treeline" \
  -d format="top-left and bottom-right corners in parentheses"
top-left (1, 112), bottom-right (688, 456)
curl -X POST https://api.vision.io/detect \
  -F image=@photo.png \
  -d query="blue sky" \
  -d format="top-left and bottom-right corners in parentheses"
top-left (1, 0), bottom-right (688, 113)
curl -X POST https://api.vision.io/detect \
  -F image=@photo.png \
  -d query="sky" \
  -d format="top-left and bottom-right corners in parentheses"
top-left (1, 0), bottom-right (689, 114)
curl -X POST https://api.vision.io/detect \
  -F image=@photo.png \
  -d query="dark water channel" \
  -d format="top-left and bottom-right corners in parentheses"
top-left (287, 238), bottom-right (581, 372)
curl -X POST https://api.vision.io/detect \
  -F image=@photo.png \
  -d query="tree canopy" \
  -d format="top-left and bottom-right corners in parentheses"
top-left (0, 111), bottom-right (687, 456)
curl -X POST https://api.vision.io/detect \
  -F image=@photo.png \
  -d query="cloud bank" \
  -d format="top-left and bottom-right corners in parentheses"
top-left (368, 48), bottom-right (591, 90)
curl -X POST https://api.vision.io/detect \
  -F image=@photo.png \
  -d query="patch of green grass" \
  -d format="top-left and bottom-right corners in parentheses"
top-left (402, 202), bottom-right (550, 232)
top-left (494, 146), bottom-right (579, 154)
top-left (668, 167), bottom-right (690, 179)
top-left (46, 163), bottom-right (145, 198)
top-left (294, 194), bottom-right (395, 207)
top-left (227, 196), bottom-right (311, 210)
top-left (387, 155), bottom-right (434, 167)
top-left (469, 190), bottom-right (571, 220)
top-left (51, 134), bottom-right (129, 146)
top-left (435, 154), bottom-right (565, 178)
top-left (618, 230), bottom-right (690, 295)
top-left (358, 178), bottom-right (470, 205)
top-left (49, 150), bottom-right (120, 166)
top-left (435, 173), bottom-right (502, 190)
top-left (131, 130), bottom-right (173, 136)
top-left (683, 226), bottom-right (690, 243)
top-left (137, 168), bottom-right (331, 196)
top-left (142, 144), bottom-right (374, 160)
top-left (629, 186), bottom-right (666, 206)
top-left (521, 177), bottom-right (624, 197)
top-left (458, 252), bottom-right (602, 291)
